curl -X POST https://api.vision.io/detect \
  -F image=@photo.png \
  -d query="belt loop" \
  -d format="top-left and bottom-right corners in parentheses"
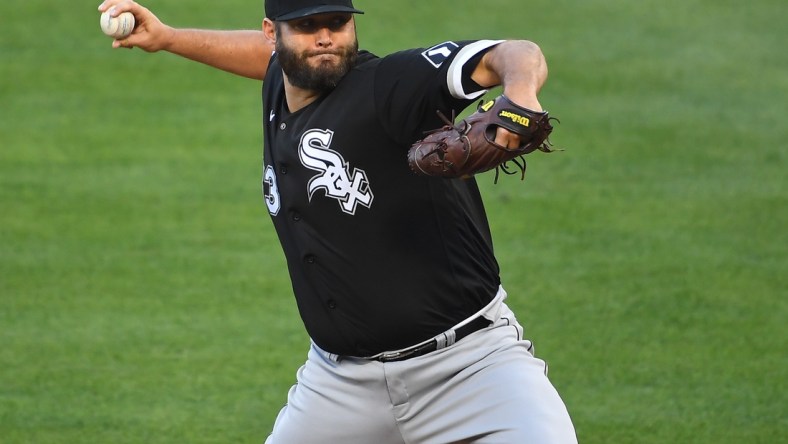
top-left (436, 330), bottom-right (457, 350)
top-left (357, 288), bottom-right (504, 362)
top-left (311, 341), bottom-right (342, 362)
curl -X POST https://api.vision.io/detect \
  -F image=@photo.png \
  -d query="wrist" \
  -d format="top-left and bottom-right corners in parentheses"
top-left (501, 91), bottom-right (542, 112)
top-left (159, 26), bottom-right (178, 52)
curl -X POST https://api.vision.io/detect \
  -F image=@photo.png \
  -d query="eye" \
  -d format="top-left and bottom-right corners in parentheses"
top-left (288, 14), bottom-right (350, 33)
top-left (329, 16), bottom-right (351, 31)
top-left (293, 19), bottom-right (316, 32)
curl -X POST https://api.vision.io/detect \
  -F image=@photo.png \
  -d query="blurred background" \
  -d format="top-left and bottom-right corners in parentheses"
top-left (1, 0), bottom-right (785, 442)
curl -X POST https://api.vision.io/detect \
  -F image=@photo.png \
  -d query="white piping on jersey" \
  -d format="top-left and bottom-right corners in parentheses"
top-left (446, 39), bottom-right (505, 100)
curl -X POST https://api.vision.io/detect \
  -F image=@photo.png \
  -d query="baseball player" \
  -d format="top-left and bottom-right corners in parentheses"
top-left (98, 0), bottom-right (578, 442)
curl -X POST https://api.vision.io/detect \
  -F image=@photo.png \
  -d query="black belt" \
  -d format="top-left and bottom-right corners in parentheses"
top-left (375, 316), bottom-right (491, 362)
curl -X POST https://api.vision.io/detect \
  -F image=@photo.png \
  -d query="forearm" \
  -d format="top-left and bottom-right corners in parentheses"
top-left (163, 28), bottom-right (271, 80)
top-left (472, 40), bottom-right (548, 110)
top-left (98, 1), bottom-right (272, 80)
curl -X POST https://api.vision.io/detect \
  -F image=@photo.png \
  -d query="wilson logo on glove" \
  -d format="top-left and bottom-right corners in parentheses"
top-left (498, 110), bottom-right (531, 127)
top-left (407, 95), bottom-right (559, 182)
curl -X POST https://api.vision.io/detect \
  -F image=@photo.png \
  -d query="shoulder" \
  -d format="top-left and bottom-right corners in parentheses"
top-left (373, 40), bottom-right (505, 100)
top-left (379, 40), bottom-right (503, 69)
top-left (355, 50), bottom-right (379, 66)
top-left (265, 52), bottom-right (283, 80)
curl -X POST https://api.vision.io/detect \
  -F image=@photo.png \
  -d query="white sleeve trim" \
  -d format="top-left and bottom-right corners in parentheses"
top-left (446, 40), bottom-right (505, 100)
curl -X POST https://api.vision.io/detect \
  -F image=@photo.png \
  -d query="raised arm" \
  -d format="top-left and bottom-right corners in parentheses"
top-left (470, 40), bottom-right (549, 148)
top-left (471, 40), bottom-right (547, 110)
top-left (98, 0), bottom-right (274, 80)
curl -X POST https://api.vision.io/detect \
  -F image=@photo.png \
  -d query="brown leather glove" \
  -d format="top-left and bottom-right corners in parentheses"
top-left (407, 95), bottom-right (557, 181)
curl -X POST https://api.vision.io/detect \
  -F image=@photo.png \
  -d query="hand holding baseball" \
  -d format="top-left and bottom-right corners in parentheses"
top-left (97, 0), bottom-right (172, 51)
top-left (100, 9), bottom-right (135, 39)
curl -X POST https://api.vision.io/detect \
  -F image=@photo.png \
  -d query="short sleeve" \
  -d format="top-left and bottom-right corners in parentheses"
top-left (373, 40), bottom-right (504, 146)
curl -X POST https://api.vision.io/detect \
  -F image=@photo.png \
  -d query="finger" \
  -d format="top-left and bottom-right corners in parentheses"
top-left (113, 37), bottom-right (135, 49)
top-left (99, 0), bottom-right (135, 14)
top-left (494, 127), bottom-right (521, 149)
top-left (98, 0), bottom-right (122, 13)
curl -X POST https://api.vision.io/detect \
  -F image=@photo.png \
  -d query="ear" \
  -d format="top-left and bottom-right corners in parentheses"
top-left (263, 18), bottom-right (276, 44)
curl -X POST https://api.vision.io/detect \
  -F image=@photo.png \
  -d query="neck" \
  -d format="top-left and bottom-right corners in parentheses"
top-left (283, 76), bottom-right (322, 113)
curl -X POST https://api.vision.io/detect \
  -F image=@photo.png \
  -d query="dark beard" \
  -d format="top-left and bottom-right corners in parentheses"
top-left (276, 38), bottom-right (358, 93)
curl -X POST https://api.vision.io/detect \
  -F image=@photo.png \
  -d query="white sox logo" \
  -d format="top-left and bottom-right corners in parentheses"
top-left (298, 129), bottom-right (374, 214)
top-left (421, 41), bottom-right (459, 68)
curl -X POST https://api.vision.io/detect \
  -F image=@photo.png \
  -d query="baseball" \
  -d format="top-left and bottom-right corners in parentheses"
top-left (100, 10), bottom-right (135, 39)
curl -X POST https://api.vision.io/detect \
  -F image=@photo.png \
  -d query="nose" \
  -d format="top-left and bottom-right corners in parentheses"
top-left (315, 27), bottom-right (332, 47)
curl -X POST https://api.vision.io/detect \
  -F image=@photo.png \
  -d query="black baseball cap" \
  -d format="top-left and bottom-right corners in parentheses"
top-left (265, 0), bottom-right (364, 21)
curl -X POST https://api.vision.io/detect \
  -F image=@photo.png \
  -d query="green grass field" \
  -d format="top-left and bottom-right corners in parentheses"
top-left (1, 0), bottom-right (785, 442)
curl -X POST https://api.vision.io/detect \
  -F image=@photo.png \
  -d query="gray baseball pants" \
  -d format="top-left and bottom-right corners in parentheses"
top-left (265, 287), bottom-right (577, 443)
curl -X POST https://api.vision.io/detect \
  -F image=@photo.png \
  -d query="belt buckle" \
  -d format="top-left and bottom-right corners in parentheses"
top-left (374, 317), bottom-right (490, 363)
top-left (378, 351), bottom-right (407, 362)
top-left (377, 340), bottom-right (436, 362)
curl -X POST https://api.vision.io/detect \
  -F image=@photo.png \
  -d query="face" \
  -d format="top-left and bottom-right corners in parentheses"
top-left (273, 13), bottom-right (358, 93)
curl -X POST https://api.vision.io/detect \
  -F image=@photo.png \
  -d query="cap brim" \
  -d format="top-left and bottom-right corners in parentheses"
top-left (274, 6), bottom-right (364, 21)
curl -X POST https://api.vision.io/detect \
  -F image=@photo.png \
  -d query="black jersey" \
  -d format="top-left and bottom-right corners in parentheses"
top-left (262, 40), bottom-right (505, 356)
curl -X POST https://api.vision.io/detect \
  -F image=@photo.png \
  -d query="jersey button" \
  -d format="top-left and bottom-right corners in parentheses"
top-left (305, 255), bottom-right (316, 264)
top-left (279, 123), bottom-right (287, 130)
top-left (279, 165), bottom-right (288, 175)
top-left (292, 212), bottom-right (301, 221)
top-left (327, 299), bottom-right (337, 309)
